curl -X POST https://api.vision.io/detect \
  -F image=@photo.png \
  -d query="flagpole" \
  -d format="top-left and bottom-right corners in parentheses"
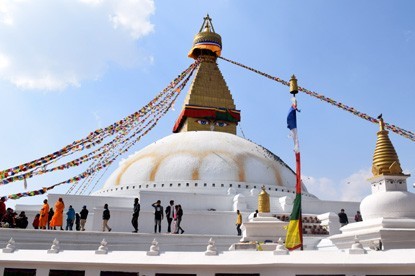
top-left (285, 75), bottom-right (303, 251)
top-left (290, 75), bottom-right (303, 251)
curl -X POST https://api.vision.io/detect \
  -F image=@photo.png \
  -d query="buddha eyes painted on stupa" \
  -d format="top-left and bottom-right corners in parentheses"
top-left (196, 119), bottom-right (210, 125)
top-left (215, 121), bottom-right (228, 127)
top-left (195, 119), bottom-right (229, 128)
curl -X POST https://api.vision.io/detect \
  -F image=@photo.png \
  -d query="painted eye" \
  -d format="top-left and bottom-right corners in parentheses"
top-left (215, 121), bottom-right (228, 127)
top-left (196, 119), bottom-right (210, 125)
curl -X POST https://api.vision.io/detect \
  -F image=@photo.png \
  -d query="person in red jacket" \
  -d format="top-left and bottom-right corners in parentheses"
top-left (0, 197), bottom-right (7, 221)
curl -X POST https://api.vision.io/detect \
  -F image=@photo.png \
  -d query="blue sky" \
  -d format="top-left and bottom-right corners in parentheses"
top-left (0, 0), bottom-right (414, 208)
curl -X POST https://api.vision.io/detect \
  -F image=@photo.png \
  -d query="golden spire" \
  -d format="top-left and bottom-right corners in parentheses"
top-left (188, 14), bottom-right (222, 59)
top-left (173, 15), bottom-right (240, 134)
top-left (258, 186), bottom-right (270, 213)
top-left (372, 116), bottom-right (404, 176)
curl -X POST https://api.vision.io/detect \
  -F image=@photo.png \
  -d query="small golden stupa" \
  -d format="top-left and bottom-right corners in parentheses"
top-left (258, 186), bottom-right (270, 213)
top-left (371, 116), bottom-right (406, 177)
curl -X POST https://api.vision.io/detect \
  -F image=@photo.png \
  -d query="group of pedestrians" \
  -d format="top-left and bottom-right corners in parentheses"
top-left (34, 198), bottom-right (89, 231)
top-left (150, 199), bottom-right (184, 234)
top-left (338, 208), bottom-right (363, 227)
top-left (98, 198), bottom-right (185, 234)
top-left (1, 196), bottom-right (187, 234)
top-left (0, 196), bottom-right (28, 229)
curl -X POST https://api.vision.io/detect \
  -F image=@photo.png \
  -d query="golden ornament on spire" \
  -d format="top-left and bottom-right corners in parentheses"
top-left (258, 186), bottom-right (270, 213)
top-left (188, 14), bottom-right (222, 59)
top-left (372, 115), bottom-right (405, 177)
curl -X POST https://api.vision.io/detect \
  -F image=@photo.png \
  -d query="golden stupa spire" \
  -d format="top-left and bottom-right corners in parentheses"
top-left (188, 14), bottom-right (222, 59)
top-left (372, 115), bottom-right (404, 176)
top-left (173, 15), bottom-right (240, 134)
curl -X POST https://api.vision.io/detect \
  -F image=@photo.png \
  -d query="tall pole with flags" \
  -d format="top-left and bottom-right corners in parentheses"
top-left (285, 75), bottom-right (303, 250)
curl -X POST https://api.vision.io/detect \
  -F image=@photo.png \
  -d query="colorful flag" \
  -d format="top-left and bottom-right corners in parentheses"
top-left (285, 97), bottom-right (303, 250)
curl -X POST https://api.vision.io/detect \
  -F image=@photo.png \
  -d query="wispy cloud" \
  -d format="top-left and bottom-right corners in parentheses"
top-left (0, 0), bottom-right (155, 91)
top-left (303, 168), bottom-right (372, 202)
top-left (404, 30), bottom-right (415, 42)
top-left (91, 111), bottom-right (102, 128)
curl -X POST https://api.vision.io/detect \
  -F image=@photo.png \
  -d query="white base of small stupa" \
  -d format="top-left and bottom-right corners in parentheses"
top-left (330, 217), bottom-right (415, 250)
top-left (240, 213), bottom-right (288, 242)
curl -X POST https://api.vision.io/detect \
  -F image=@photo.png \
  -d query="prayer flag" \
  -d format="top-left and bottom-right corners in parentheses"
top-left (285, 97), bottom-right (303, 250)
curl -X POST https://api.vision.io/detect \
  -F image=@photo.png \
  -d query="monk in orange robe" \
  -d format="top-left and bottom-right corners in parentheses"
top-left (39, 199), bottom-right (49, 229)
top-left (50, 198), bottom-right (65, 230)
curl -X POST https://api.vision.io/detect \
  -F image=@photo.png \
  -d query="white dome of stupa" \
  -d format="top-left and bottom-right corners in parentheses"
top-left (360, 190), bottom-right (415, 220)
top-left (95, 131), bottom-right (311, 197)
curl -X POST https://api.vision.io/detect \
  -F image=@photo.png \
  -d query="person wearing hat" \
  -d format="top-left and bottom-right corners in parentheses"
top-left (80, 205), bottom-right (89, 231)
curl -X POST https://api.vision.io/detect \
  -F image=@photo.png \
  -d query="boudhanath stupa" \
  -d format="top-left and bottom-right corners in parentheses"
top-left (1, 15), bottom-right (415, 276)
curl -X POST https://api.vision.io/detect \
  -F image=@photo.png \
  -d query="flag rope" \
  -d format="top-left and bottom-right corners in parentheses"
top-left (218, 56), bottom-right (415, 142)
top-left (2, 60), bottom-right (199, 199)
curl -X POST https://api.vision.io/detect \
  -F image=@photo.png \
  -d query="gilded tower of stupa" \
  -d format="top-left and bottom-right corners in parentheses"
top-left (371, 117), bottom-right (405, 177)
top-left (173, 15), bottom-right (240, 134)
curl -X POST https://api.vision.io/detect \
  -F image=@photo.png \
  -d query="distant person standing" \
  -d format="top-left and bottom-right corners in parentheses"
top-left (80, 205), bottom-right (89, 231)
top-left (151, 200), bottom-right (164, 233)
top-left (131, 198), bottom-right (140, 233)
top-left (48, 207), bottom-right (54, 230)
top-left (338, 209), bottom-right (349, 227)
top-left (50, 198), bottom-right (64, 230)
top-left (75, 213), bottom-right (80, 231)
top-left (354, 211), bottom-right (363, 222)
top-left (102, 204), bottom-right (111, 232)
top-left (236, 210), bottom-right (242, 236)
top-left (32, 214), bottom-right (40, 229)
top-left (66, 205), bottom-right (75, 230)
top-left (0, 197), bottom-right (7, 221)
top-left (253, 210), bottom-right (259, 218)
top-left (165, 200), bottom-right (175, 233)
top-left (39, 199), bottom-right (50, 230)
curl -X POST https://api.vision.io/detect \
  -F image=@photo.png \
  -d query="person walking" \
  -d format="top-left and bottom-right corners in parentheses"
top-left (151, 200), bottom-right (163, 233)
top-left (165, 200), bottom-right (175, 233)
top-left (338, 209), bottom-right (349, 227)
top-left (102, 204), bottom-right (111, 232)
top-left (39, 199), bottom-right (50, 230)
top-left (50, 198), bottom-right (64, 230)
top-left (131, 198), bottom-right (140, 233)
top-left (175, 204), bottom-right (184, 234)
top-left (80, 205), bottom-right (89, 231)
top-left (65, 205), bottom-right (75, 230)
top-left (236, 210), bottom-right (242, 236)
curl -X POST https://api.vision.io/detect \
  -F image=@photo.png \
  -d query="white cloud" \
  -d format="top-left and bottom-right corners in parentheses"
top-left (0, 0), bottom-right (155, 91)
top-left (303, 168), bottom-right (372, 202)
top-left (339, 169), bottom-right (372, 201)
